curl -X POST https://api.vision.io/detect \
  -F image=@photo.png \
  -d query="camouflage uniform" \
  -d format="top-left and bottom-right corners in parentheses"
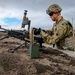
top-left (41, 4), bottom-right (75, 50)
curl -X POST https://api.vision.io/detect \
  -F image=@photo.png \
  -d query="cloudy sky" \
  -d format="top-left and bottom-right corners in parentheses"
top-left (0, 0), bottom-right (75, 30)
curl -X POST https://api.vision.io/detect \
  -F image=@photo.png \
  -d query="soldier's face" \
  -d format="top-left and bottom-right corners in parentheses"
top-left (50, 12), bottom-right (58, 21)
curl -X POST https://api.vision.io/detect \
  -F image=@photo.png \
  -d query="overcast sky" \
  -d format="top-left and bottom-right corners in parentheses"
top-left (0, 0), bottom-right (75, 30)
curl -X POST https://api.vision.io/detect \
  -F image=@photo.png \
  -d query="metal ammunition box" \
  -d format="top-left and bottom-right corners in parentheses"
top-left (29, 43), bottom-right (40, 58)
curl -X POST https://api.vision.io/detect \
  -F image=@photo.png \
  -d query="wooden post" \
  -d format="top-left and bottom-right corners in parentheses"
top-left (30, 28), bottom-right (34, 43)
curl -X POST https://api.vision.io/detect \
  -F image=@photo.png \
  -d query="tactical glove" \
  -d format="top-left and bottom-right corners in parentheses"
top-left (34, 28), bottom-right (41, 35)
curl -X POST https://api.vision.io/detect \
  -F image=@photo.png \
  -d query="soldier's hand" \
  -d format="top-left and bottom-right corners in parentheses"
top-left (34, 28), bottom-right (41, 35)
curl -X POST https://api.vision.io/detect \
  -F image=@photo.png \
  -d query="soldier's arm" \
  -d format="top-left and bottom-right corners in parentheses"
top-left (45, 30), bottom-right (53, 35)
top-left (40, 24), bottom-right (67, 44)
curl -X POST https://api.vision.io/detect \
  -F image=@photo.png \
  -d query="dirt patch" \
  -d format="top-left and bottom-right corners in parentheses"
top-left (0, 52), bottom-right (37, 75)
top-left (0, 34), bottom-right (75, 75)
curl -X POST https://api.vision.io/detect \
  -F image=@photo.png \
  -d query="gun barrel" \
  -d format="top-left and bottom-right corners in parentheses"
top-left (0, 27), bottom-right (7, 31)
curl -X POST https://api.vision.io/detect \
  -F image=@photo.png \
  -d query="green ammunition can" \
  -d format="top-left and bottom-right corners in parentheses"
top-left (29, 43), bottom-right (40, 58)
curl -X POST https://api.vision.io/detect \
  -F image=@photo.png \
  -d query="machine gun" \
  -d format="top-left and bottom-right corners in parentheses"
top-left (0, 10), bottom-right (44, 58)
top-left (0, 26), bottom-right (43, 49)
top-left (0, 27), bottom-right (44, 58)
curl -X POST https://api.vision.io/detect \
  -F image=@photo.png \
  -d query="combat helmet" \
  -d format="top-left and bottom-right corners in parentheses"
top-left (46, 4), bottom-right (62, 15)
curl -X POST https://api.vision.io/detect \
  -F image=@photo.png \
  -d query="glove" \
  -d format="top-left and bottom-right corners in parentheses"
top-left (34, 28), bottom-right (41, 35)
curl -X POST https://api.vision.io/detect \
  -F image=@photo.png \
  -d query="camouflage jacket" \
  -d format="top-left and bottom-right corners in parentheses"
top-left (41, 17), bottom-right (74, 50)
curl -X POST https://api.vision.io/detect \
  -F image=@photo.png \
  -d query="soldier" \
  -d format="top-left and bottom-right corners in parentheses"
top-left (34, 4), bottom-right (75, 50)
